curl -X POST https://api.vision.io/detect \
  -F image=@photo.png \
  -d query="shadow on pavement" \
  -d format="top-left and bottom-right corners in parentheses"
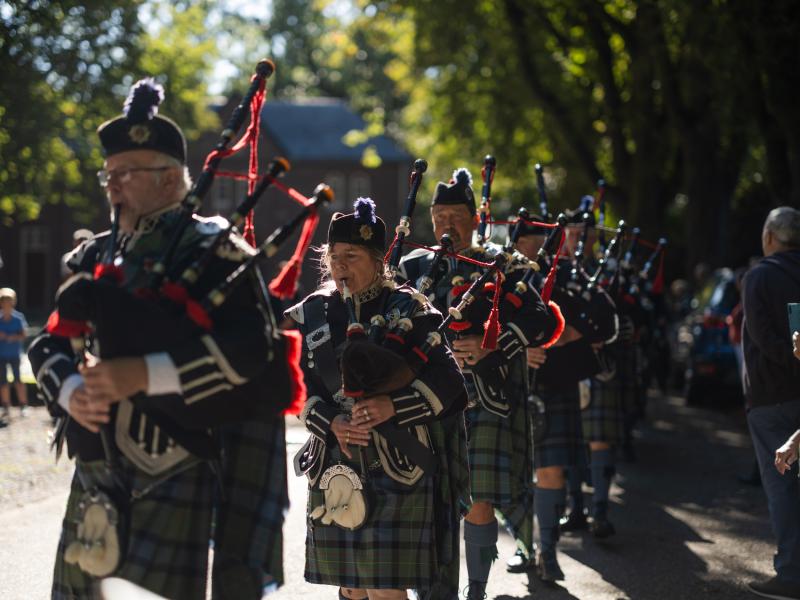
top-left (558, 393), bottom-right (773, 599)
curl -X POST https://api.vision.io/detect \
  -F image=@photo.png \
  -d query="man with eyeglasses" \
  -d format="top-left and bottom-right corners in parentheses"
top-left (28, 78), bottom-right (291, 599)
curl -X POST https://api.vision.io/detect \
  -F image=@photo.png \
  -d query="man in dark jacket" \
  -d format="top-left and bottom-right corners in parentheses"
top-left (742, 206), bottom-right (800, 600)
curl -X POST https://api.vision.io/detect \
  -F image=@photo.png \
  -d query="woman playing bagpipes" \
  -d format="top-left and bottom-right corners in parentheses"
top-left (285, 198), bottom-right (469, 600)
top-left (398, 167), bottom-right (560, 599)
top-left (27, 76), bottom-right (297, 599)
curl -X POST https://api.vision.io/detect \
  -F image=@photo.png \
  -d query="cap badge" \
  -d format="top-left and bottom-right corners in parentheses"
top-left (128, 124), bottom-right (151, 144)
top-left (359, 225), bottom-right (373, 241)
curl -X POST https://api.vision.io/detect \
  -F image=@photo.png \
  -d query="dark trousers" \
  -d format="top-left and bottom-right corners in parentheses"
top-left (747, 400), bottom-right (800, 583)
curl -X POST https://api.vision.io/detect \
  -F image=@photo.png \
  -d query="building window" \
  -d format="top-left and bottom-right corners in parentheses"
top-left (349, 172), bottom-right (371, 202)
top-left (210, 177), bottom-right (248, 216)
top-left (324, 171), bottom-right (346, 208)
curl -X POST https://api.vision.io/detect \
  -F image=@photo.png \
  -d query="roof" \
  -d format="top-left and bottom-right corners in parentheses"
top-left (260, 98), bottom-right (411, 163)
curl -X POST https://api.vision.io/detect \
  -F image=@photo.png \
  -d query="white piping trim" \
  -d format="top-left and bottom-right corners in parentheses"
top-left (411, 379), bottom-right (444, 415)
top-left (185, 383), bottom-right (234, 404)
top-left (176, 355), bottom-right (214, 374)
top-left (183, 371), bottom-right (225, 392)
top-left (201, 335), bottom-right (247, 385)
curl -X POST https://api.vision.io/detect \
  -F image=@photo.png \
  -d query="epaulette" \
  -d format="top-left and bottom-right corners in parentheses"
top-left (284, 285), bottom-right (336, 325)
top-left (403, 246), bottom-right (434, 261)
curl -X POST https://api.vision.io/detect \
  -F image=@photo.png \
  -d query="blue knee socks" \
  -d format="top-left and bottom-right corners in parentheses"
top-left (464, 520), bottom-right (498, 583)
top-left (567, 467), bottom-right (584, 514)
top-left (590, 448), bottom-right (615, 519)
top-left (535, 487), bottom-right (566, 553)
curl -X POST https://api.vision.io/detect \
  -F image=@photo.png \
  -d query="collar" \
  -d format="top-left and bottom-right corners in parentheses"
top-left (133, 202), bottom-right (182, 235)
top-left (354, 279), bottom-right (384, 305)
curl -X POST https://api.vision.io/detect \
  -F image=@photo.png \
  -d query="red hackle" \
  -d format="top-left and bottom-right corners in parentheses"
top-left (45, 311), bottom-right (90, 338)
top-left (542, 300), bottom-right (565, 349)
top-left (541, 230), bottom-right (565, 304)
top-left (282, 329), bottom-right (307, 415)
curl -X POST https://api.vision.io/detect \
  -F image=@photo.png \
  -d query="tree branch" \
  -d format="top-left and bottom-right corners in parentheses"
top-left (503, 0), bottom-right (601, 182)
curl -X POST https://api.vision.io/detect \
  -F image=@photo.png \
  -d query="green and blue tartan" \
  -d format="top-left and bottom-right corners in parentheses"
top-left (582, 378), bottom-right (625, 444)
top-left (53, 458), bottom-right (214, 600)
top-left (533, 385), bottom-right (585, 469)
top-left (213, 417), bottom-right (288, 599)
top-left (304, 417), bottom-right (468, 593)
top-left (494, 391), bottom-right (536, 558)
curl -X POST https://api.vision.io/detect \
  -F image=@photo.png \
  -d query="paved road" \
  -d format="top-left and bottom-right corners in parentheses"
top-left (0, 394), bottom-right (776, 599)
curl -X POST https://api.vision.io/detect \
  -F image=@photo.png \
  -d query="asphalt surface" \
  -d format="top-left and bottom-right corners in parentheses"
top-left (0, 393), bottom-right (778, 599)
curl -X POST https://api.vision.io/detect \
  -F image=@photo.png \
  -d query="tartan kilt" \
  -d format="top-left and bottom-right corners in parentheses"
top-left (53, 458), bottom-right (214, 600)
top-left (304, 419), bottom-right (466, 591)
top-left (494, 394), bottom-right (536, 557)
top-left (533, 384), bottom-right (586, 469)
top-left (213, 416), bottom-right (288, 599)
top-left (582, 378), bottom-right (624, 444)
top-left (465, 401), bottom-right (526, 507)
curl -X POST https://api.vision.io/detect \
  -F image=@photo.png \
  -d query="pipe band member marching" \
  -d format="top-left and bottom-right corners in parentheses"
top-left (286, 198), bottom-right (469, 600)
top-left (513, 201), bottom-right (618, 582)
top-left (28, 76), bottom-right (294, 599)
top-left (398, 168), bottom-right (559, 599)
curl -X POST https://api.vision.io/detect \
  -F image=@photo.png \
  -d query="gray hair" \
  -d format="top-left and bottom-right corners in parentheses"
top-left (764, 206), bottom-right (800, 248)
top-left (155, 155), bottom-right (192, 200)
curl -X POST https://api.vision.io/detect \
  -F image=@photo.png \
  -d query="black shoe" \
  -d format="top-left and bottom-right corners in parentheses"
top-left (463, 580), bottom-right (487, 600)
top-left (559, 508), bottom-right (588, 533)
top-left (506, 549), bottom-right (536, 573)
top-left (589, 516), bottom-right (616, 539)
top-left (747, 577), bottom-right (800, 599)
top-left (537, 550), bottom-right (565, 582)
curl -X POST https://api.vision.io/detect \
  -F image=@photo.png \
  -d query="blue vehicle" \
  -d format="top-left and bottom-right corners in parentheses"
top-left (680, 269), bottom-right (743, 405)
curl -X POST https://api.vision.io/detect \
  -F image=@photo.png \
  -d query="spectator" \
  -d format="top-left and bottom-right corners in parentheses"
top-left (742, 207), bottom-right (800, 599)
top-left (0, 287), bottom-right (28, 423)
top-left (60, 228), bottom-right (93, 280)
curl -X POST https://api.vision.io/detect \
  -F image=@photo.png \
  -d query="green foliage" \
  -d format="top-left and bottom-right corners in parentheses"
top-left (0, 0), bottom-right (220, 226)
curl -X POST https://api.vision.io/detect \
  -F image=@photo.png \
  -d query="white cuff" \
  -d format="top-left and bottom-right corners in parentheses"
top-left (145, 352), bottom-right (181, 396)
top-left (57, 374), bottom-right (84, 413)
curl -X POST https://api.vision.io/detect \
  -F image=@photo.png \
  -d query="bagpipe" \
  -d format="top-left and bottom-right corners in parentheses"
top-left (390, 156), bottom-right (568, 354)
top-left (46, 60), bottom-right (333, 451)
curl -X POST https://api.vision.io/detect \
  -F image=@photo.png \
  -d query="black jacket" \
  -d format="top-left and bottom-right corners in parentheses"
top-left (742, 249), bottom-right (800, 407)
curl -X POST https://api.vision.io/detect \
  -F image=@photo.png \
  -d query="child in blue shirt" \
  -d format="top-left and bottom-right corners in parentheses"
top-left (0, 288), bottom-right (28, 422)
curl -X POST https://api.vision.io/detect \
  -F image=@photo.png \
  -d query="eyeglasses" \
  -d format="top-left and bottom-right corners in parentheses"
top-left (96, 166), bottom-right (171, 187)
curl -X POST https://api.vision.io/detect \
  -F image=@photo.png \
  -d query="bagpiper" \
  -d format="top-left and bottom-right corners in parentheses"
top-left (287, 197), bottom-right (469, 600)
top-left (399, 169), bottom-right (558, 598)
top-left (514, 204), bottom-right (618, 582)
top-left (28, 78), bottom-right (292, 599)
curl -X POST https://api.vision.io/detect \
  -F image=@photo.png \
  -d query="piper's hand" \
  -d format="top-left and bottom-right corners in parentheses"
top-left (351, 395), bottom-right (396, 428)
top-left (79, 357), bottom-right (147, 403)
top-left (452, 335), bottom-right (493, 367)
top-left (553, 325), bottom-right (582, 347)
top-left (527, 347), bottom-right (547, 369)
top-left (793, 332), bottom-right (800, 361)
top-left (775, 430), bottom-right (800, 475)
top-left (331, 415), bottom-right (371, 459)
top-left (68, 385), bottom-right (110, 434)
